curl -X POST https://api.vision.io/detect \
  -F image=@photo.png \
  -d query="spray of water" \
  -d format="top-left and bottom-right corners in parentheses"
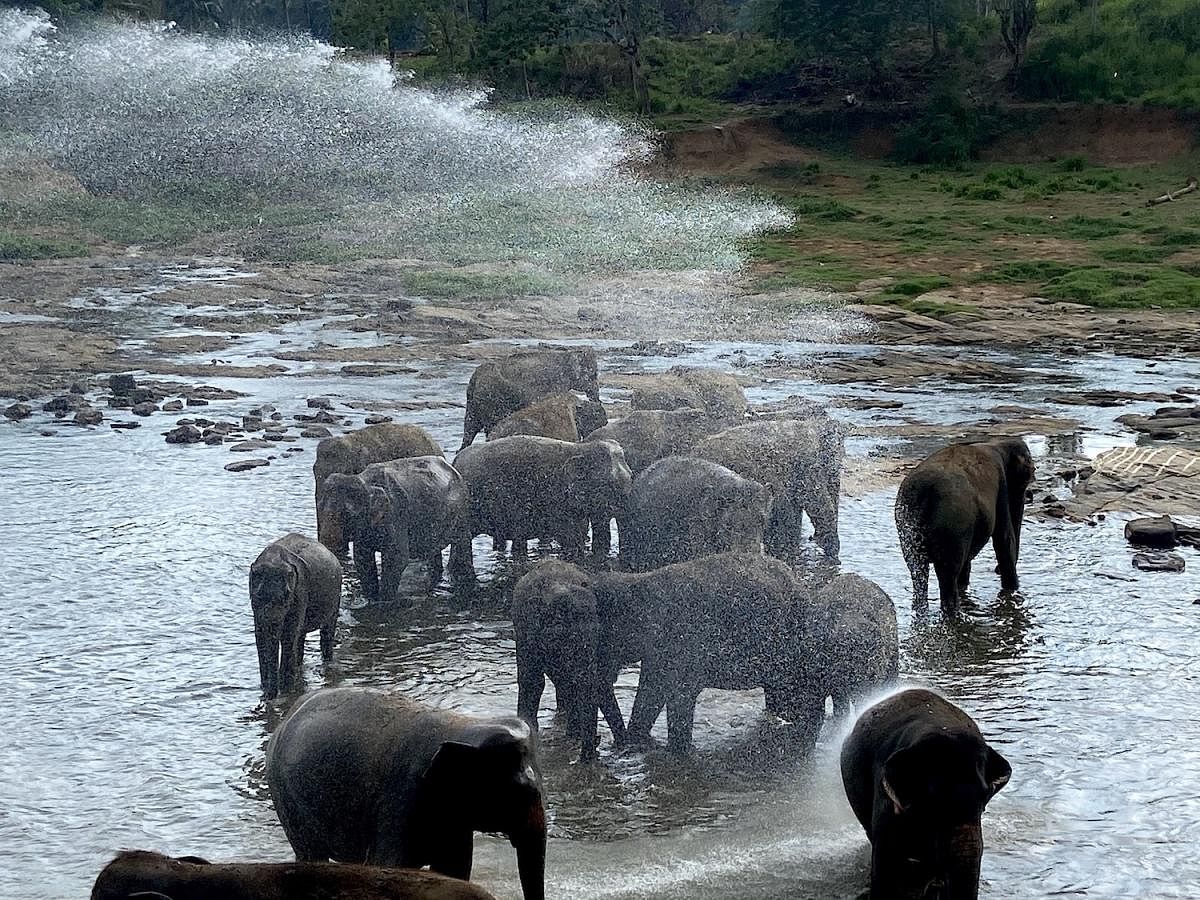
top-left (0, 8), bottom-right (789, 275)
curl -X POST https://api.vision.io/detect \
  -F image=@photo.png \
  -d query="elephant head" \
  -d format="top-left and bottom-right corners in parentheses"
top-left (566, 349), bottom-right (601, 402)
top-left (91, 851), bottom-right (211, 900)
top-left (873, 734), bottom-right (1011, 900)
top-left (714, 481), bottom-right (773, 553)
top-left (317, 472), bottom-right (393, 551)
top-left (425, 722), bottom-right (546, 900)
top-left (250, 547), bottom-right (307, 699)
top-left (564, 440), bottom-right (632, 517)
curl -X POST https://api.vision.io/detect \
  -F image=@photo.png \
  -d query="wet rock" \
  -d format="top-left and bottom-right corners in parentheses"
top-left (74, 407), bottom-right (103, 426)
top-left (242, 416), bottom-right (264, 432)
top-left (263, 431), bottom-right (290, 441)
top-left (341, 364), bottom-right (416, 377)
top-left (109, 373), bottom-right (137, 395)
top-left (1046, 389), bottom-right (1187, 407)
top-left (186, 398), bottom-right (210, 406)
top-left (192, 418), bottom-right (214, 428)
top-left (296, 409), bottom-right (340, 425)
top-left (225, 458), bottom-right (269, 473)
top-left (107, 395), bottom-right (134, 409)
top-left (1133, 551), bottom-right (1185, 573)
top-left (270, 412), bottom-right (283, 421)
top-left (4, 402), bottom-right (32, 420)
top-left (1124, 516), bottom-right (1178, 549)
top-left (110, 421), bottom-right (140, 430)
top-left (69, 380), bottom-right (87, 395)
top-left (301, 425), bottom-right (332, 439)
top-left (131, 401), bottom-right (158, 417)
top-left (285, 446), bottom-right (305, 453)
top-left (307, 397), bottom-right (334, 410)
top-left (162, 400), bottom-right (184, 411)
top-left (177, 418), bottom-right (195, 426)
top-left (189, 386), bottom-right (243, 401)
top-left (165, 424), bottom-right (203, 444)
top-left (43, 394), bottom-right (82, 413)
top-left (230, 439), bottom-right (272, 452)
top-left (841, 398), bottom-right (904, 411)
top-left (39, 429), bottom-right (56, 437)
top-left (364, 414), bottom-right (393, 425)
top-left (130, 387), bottom-right (157, 405)
top-left (203, 431), bottom-right (225, 445)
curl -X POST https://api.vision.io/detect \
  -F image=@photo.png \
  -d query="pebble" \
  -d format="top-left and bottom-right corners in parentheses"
top-left (225, 458), bottom-right (269, 473)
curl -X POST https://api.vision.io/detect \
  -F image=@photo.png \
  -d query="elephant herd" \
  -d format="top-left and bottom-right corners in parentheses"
top-left (93, 346), bottom-right (1034, 900)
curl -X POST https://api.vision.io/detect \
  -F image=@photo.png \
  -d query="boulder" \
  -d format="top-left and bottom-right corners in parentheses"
top-left (165, 424), bottom-right (203, 444)
top-left (242, 416), bottom-right (264, 432)
top-left (109, 373), bottom-right (137, 395)
top-left (301, 426), bottom-right (332, 439)
top-left (4, 403), bottom-right (32, 421)
top-left (365, 414), bottom-right (394, 425)
top-left (203, 431), bottom-right (225, 445)
top-left (230, 439), bottom-right (272, 452)
top-left (131, 402), bottom-right (158, 417)
top-left (1133, 551), bottom-right (1185, 573)
top-left (1124, 516), bottom-right (1178, 549)
top-left (186, 398), bottom-right (210, 406)
top-left (74, 407), bottom-right (103, 426)
top-left (43, 395), bottom-right (82, 413)
top-left (225, 458), bottom-right (270, 472)
top-left (307, 397), bottom-right (334, 410)
top-left (162, 400), bottom-right (184, 412)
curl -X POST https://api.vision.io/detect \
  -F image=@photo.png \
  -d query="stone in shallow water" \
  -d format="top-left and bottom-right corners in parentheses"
top-left (74, 407), bottom-right (103, 426)
top-left (108, 373), bottom-right (136, 395)
top-left (131, 401), bottom-right (158, 417)
top-left (1124, 515), bottom-right (1178, 549)
top-left (307, 397), bottom-right (334, 410)
top-left (230, 439), bottom-right (272, 452)
top-left (4, 402), bottom-right (32, 420)
top-left (165, 424), bottom-right (203, 444)
top-left (301, 426), bottom-right (332, 439)
top-left (110, 421), bottom-right (139, 430)
top-left (225, 458), bottom-right (269, 472)
top-left (186, 397), bottom-right (209, 406)
top-left (364, 414), bottom-right (393, 425)
top-left (1132, 551), bottom-right (1185, 573)
top-left (162, 399), bottom-right (184, 411)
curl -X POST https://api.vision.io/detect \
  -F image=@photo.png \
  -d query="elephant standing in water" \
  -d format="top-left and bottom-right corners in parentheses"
top-left (693, 415), bottom-right (845, 559)
top-left (249, 533), bottom-right (342, 700)
top-left (320, 456), bottom-right (476, 602)
top-left (810, 574), bottom-right (898, 716)
top-left (91, 850), bottom-right (498, 900)
top-left (629, 366), bottom-right (747, 424)
top-left (841, 689), bottom-right (1012, 900)
top-left (488, 392), bottom-right (608, 442)
top-left (513, 554), bottom-right (824, 759)
top-left (453, 435), bottom-right (631, 559)
top-left (895, 437), bottom-right (1034, 611)
top-left (313, 423), bottom-right (443, 554)
top-left (584, 408), bottom-right (718, 475)
top-left (460, 347), bottom-right (600, 449)
top-left (619, 456), bottom-right (771, 571)
top-left (266, 687), bottom-right (546, 900)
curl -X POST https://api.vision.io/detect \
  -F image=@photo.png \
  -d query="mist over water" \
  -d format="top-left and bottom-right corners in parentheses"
top-left (0, 8), bottom-right (788, 272)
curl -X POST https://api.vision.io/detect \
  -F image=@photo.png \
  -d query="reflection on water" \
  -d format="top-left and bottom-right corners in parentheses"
top-left (3, 342), bottom-right (1200, 900)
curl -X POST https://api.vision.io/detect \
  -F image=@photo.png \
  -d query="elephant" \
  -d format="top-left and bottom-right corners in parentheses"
top-left (840, 689), bottom-right (1012, 900)
top-left (693, 416), bottom-right (845, 559)
top-left (460, 347), bottom-right (600, 449)
top-left (512, 554), bottom-right (823, 759)
top-left (895, 437), bottom-right (1034, 612)
top-left (618, 456), bottom-right (771, 572)
top-left (90, 850), bottom-right (498, 900)
top-left (487, 393), bottom-right (606, 442)
top-left (319, 456), bottom-right (475, 602)
top-left (249, 533), bottom-right (342, 700)
top-left (266, 687), bottom-right (546, 900)
top-left (584, 408), bottom-right (718, 476)
top-left (453, 435), bottom-right (631, 560)
top-left (629, 366), bottom-right (746, 424)
top-left (314, 424), bottom-right (444, 554)
top-left (810, 574), bottom-right (898, 717)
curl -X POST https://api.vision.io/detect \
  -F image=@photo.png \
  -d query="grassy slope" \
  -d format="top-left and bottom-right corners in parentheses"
top-left (736, 153), bottom-right (1200, 312)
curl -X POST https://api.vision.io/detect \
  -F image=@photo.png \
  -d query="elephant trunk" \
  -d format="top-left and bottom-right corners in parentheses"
top-left (941, 822), bottom-right (983, 900)
top-left (316, 508), bottom-right (347, 556)
top-left (253, 622), bottom-right (278, 700)
top-left (513, 803), bottom-right (547, 900)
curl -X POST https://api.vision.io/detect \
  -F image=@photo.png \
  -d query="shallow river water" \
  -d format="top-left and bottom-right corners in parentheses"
top-left (3, 291), bottom-right (1200, 900)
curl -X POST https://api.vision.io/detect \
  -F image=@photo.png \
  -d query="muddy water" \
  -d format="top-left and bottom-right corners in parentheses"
top-left (3, 294), bottom-right (1200, 899)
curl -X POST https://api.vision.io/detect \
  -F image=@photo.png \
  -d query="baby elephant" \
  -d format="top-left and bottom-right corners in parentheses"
top-left (841, 689), bottom-right (1012, 900)
top-left (267, 687), bottom-right (546, 900)
top-left (91, 850), bottom-right (498, 899)
top-left (250, 533), bottom-right (342, 700)
top-left (320, 456), bottom-right (476, 602)
top-left (810, 574), bottom-right (898, 716)
top-left (619, 456), bottom-right (771, 571)
top-left (896, 436), bottom-right (1034, 612)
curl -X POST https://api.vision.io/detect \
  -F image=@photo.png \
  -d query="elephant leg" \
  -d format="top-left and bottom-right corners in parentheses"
top-left (627, 658), bottom-right (670, 743)
top-left (511, 536), bottom-right (529, 560)
top-left (319, 619), bottom-right (336, 664)
top-left (492, 535), bottom-right (507, 553)
top-left (428, 829), bottom-right (474, 883)
top-left (994, 519), bottom-right (1020, 593)
top-left (380, 546), bottom-right (408, 605)
top-left (516, 648), bottom-right (546, 730)
top-left (353, 543), bottom-right (380, 602)
top-left (448, 534), bottom-right (477, 587)
top-left (934, 554), bottom-right (964, 613)
top-left (559, 520), bottom-right (587, 562)
top-left (598, 682), bottom-right (627, 746)
top-left (254, 625), bottom-right (278, 700)
top-left (957, 559), bottom-right (973, 596)
top-left (590, 515), bottom-right (612, 560)
top-left (665, 686), bottom-right (702, 756)
top-left (797, 477), bottom-right (839, 559)
top-left (427, 548), bottom-right (444, 589)
top-left (278, 621), bottom-right (305, 696)
top-left (899, 531), bottom-right (930, 604)
top-left (764, 495), bottom-right (801, 557)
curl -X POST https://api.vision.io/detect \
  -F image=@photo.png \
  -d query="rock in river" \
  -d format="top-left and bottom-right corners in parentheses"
top-left (4, 403), bottom-right (32, 421)
top-left (74, 407), bottom-right (103, 426)
top-left (1133, 551), bottom-right (1186, 573)
top-left (1124, 516), bottom-right (1179, 549)
top-left (225, 458), bottom-right (269, 473)
top-left (165, 424), bottom-right (204, 444)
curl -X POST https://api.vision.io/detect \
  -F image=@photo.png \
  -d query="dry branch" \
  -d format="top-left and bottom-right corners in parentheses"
top-left (1147, 177), bottom-right (1198, 207)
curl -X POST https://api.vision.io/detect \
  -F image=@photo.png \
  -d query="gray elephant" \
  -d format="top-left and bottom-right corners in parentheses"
top-left (487, 393), bottom-right (607, 442)
top-left (314, 424), bottom-right (444, 553)
top-left (629, 366), bottom-right (746, 423)
top-left (453, 435), bottom-right (631, 559)
top-left (513, 554), bottom-right (823, 759)
top-left (693, 416), bottom-right (844, 559)
top-left (895, 437), bottom-right (1034, 612)
top-left (320, 456), bottom-right (475, 602)
top-left (266, 687), bottom-right (546, 900)
top-left (810, 574), bottom-right (898, 717)
top-left (841, 689), bottom-right (1012, 900)
top-left (618, 456), bottom-right (771, 572)
top-left (460, 347), bottom-right (600, 449)
top-left (584, 408), bottom-right (718, 476)
top-left (91, 850), bottom-right (498, 900)
top-left (249, 533), bottom-right (342, 700)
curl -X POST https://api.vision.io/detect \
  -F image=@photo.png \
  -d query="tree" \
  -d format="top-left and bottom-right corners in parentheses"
top-left (573, 0), bottom-right (658, 114)
top-left (995, 0), bottom-right (1036, 76)
top-left (763, 0), bottom-right (909, 89)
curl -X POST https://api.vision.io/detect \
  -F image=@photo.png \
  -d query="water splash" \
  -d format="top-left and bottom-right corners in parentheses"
top-left (0, 8), bottom-right (789, 273)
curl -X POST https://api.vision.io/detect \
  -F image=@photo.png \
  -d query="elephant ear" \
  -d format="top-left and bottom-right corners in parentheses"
top-left (367, 485), bottom-right (393, 527)
top-left (880, 745), bottom-right (924, 815)
top-left (128, 893), bottom-right (177, 900)
top-left (984, 745), bottom-right (1012, 798)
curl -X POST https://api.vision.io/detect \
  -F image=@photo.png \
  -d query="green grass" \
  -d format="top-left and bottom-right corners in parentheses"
top-left (0, 230), bottom-right (89, 260)
top-left (1043, 266), bottom-right (1200, 308)
top-left (398, 270), bottom-right (562, 299)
